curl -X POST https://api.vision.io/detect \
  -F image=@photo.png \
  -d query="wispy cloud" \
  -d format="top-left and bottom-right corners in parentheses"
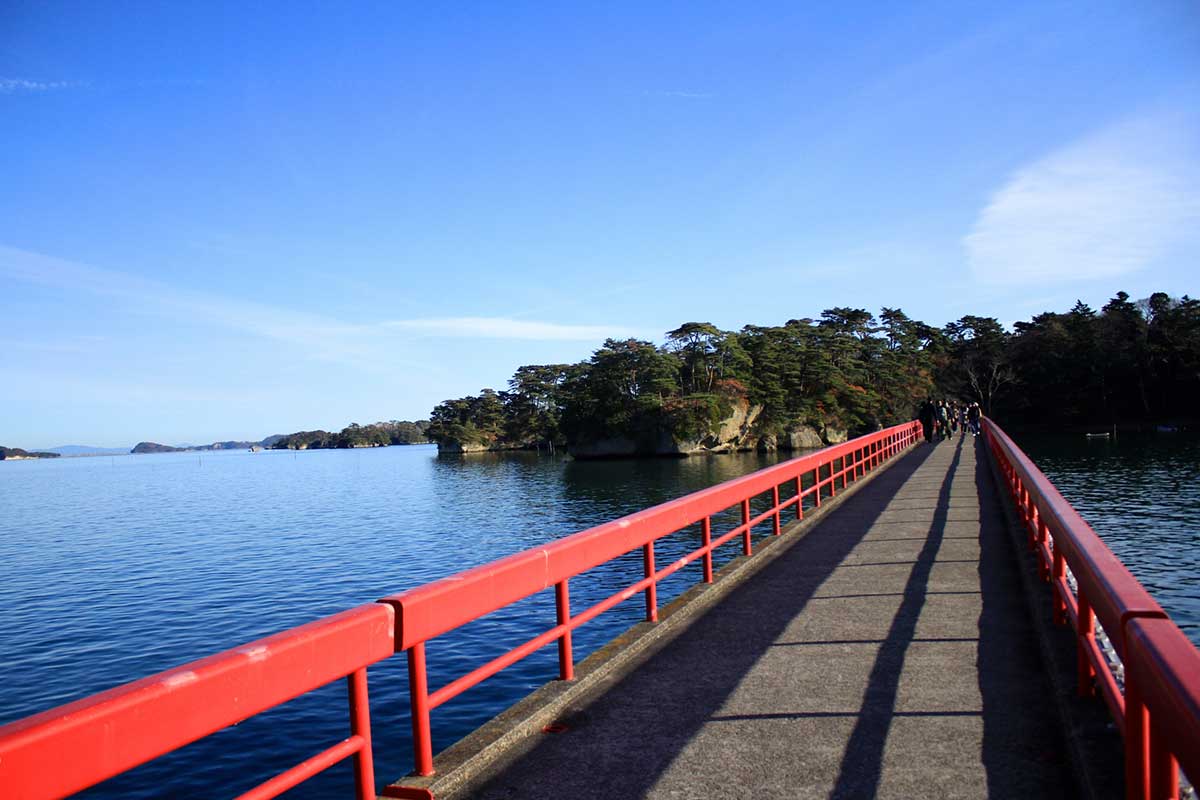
top-left (643, 90), bottom-right (714, 100)
top-left (0, 246), bottom-right (630, 374)
top-left (964, 111), bottom-right (1200, 285)
top-left (383, 317), bottom-right (636, 341)
top-left (0, 245), bottom-right (427, 374)
top-left (0, 78), bottom-right (87, 94)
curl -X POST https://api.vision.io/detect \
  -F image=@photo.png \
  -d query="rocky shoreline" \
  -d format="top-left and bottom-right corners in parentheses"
top-left (436, 398), bottom-right (848, 459)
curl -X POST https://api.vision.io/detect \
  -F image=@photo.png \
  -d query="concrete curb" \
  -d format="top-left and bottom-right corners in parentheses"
top-left (981, 440), bottom-right (1123, 800)
top-left (379, 446), bottom-right (916, 800)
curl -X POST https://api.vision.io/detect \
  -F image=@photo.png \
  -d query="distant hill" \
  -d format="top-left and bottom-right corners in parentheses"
top-left (0, 446), bottom-right (60, 460)
top-left (46, 445), bottom-right (130, 456)
top-left (273, 420), bottom-right (430, 450)
top-left (131, 442), bottom-right (184, 454)
top-left (129, 435), bottom-right (290, 454)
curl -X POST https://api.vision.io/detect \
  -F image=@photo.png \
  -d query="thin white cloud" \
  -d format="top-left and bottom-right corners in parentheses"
top-left (383, 317), bottom-right (636, 341)
top-left (965, 111), bottom-right (1200, 285)
top-left (643, 90), bottom-right (714, 99)
top-left (0, 78), bottom-right (86, 94)
top-left (0, 246), bottom-right (629, 370)
top-left (0, 245), bottom-right (426, 374)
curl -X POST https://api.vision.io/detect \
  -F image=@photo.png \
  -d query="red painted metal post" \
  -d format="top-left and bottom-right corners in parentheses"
top-left (348, 668), bottom-right (375, 800)
top-left (772, 485), bottom-right (781, 536)
top-left (1053, 546), bottom-right (1067, 626)
top-left (1036, 517), bottom-right (1049, 581)
top-left (741, 498), bottom-right (752, 556)
top-left (555, 580), bottom-right (574, 680)
top-left (1125, 676), bottom-right (1149, 800)
top-left (701, 516), bottom-right (714, 583)
top-left (1076, 592), bottom-right (1095, 695)
top-left (814, 467), bottom-right (822, 507)
top-left (407, 643), bottom-right (435, 777)
top-left (643, 542), bottom-right (658, 622)
top-left (795, 476), bottom-right (803, 520)
top-left (1149, 731), bottom-right (1178, 800)
top-left (830, 459), bottom-right (837, 496)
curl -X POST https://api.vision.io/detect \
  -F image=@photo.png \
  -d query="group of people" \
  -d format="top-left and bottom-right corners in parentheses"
top-left (918, 398), bottom-right (982, 442)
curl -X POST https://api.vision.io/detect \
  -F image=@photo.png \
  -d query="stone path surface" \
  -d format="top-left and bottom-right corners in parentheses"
top-left (471, 436), bottom-right (1077, 799)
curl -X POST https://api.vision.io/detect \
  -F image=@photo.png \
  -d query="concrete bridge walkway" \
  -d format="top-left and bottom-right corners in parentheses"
top-left (471, 436), bottom-right (1077, 799)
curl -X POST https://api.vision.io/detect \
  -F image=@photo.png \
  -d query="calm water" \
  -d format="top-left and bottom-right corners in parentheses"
top-left (0, 445), bottom-right (794, 798)
top-left (1012, 431), bottom-right (1200, 648)
top-left (2, 435), bottom-right (1196, 798)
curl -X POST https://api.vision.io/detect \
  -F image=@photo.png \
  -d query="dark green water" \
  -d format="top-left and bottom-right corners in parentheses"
top-left (1010, 430), bottom-right (1200, 647)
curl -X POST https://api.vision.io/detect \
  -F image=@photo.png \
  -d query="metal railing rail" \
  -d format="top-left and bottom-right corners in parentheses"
top-left (0, 422), bottom-right (922, 799)
top-left (0, 604), bottom-right (394, 800)
top-left (983, 418), bottom-right (1200, 800)
top-left (380, 421), bottom-right (923, 777)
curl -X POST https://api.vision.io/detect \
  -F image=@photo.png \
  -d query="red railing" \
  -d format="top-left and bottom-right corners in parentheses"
top-left (0, 604), bottom-right (394, 800)
top-left (0, 422), bottom-right (920, 799)
top-left (983, 419), bottom-right (1200, 800)
top-left (380, 421), bottom-right (922, 779)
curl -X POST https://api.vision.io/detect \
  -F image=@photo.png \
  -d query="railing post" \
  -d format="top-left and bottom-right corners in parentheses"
top-left (795, 475), bottom-right (803, 520)
top-left (772, 485), bottom-right (781, 536)
top-left (702, 516), bottom-right (714, 583)
top-left (830, 460), bottom-right (837, 496)
top-left (1149, 732), bottom-right (1178, 800)
top-left (741, 498), bottom-right (752, 556)
top-left (1053, 546), bottom-right (1068, 625)
top-left (348, 668), bottom-right (375, 800)
top-left (643, 542), bottom-right (658, 622)
top-left (814, 467), bottom-right (822, 507)
top-left (1125, 673), bottom-right (1149, 800)
top-left (1037, 518), bottom-right (1050, 581)
top-left (1075, 592), bottom-right (1094, 694)
top-left (555, 580), bottom-right (574, 680)
top-left (407, 643), bottom-right (435, 777)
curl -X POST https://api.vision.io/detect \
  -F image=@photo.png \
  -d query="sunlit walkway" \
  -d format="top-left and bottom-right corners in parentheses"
top-left (471, 436), bottom-right (1076, 799)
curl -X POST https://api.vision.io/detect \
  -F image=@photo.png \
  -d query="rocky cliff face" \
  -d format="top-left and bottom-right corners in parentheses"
top-left (439, 397), bottom-right (850, 459)
top-left (568, 397), bottom-right (764, 458)
top-left (438, 439), bottom-right (499, 454)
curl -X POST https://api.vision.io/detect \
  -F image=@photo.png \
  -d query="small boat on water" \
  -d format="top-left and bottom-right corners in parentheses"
top-left (1084, 432), bottom-right (1111, 439)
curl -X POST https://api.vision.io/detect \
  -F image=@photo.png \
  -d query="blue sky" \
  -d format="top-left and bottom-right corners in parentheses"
top-left (3, 2), bottom-right (1198, 448)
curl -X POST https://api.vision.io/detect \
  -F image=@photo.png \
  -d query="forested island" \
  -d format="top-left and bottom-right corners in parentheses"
top-left (129, 421), bottom-right (431, 454)
top-left (425, 291), bottom-right (1199, 458)
top-left (271, 420), bottom-right (430, 450)
top-left (0, 446), bottom-right (60, 460)
top-left (131, 437), bottom-right (285, 454)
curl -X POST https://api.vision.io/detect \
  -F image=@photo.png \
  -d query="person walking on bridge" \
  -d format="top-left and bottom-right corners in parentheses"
top-left (935, 400), bottom-right (950, 441)
top-left (967, 401), bottom-right (982, 436)
top-left (919, 398), bottom-right (935, 443)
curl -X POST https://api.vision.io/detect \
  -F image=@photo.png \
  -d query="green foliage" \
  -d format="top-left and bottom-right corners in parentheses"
top-left (273, 420), bottom-right (430, 450)
top-left (425, 289), bottom-right (1199, 453)
top-left (1005, 292), bottom-right (1200, 425)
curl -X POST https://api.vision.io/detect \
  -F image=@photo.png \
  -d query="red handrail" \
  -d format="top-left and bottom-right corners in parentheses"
top-left (982, 419), bottom-right (1199, 798)
top-left (381, 421), bottom-right (923, 777)
top-left (0, 603), bottom-right (395, 800)
top-left (0, 423), bottom-right (922, 799)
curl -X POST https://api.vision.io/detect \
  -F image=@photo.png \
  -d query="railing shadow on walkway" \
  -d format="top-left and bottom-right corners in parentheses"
top-left (473, 442), bottom-right (942, 799)
top-left (973, 438), bottom-right (1077, 799)
top-left (824, 438), bottom-right (965, 798)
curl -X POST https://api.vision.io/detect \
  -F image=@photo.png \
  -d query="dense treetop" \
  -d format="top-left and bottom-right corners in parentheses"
top-left (272, 420), bottom-right (429, 450)
top-left (425, 291), bottom-right (1200, 452)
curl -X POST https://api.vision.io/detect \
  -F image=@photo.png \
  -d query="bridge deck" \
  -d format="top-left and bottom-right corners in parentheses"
top-left (471, 436), bottom-right (1077, 799)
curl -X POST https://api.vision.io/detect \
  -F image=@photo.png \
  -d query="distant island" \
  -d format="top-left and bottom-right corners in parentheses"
top-left (128, 420), bottom-right (431, 454)
top-left (0, 446), bottom-right (60, 460)
top-left (131, 437), bottom-right (285, 454)
top-left (270, 420), bottom-right (430, 450)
